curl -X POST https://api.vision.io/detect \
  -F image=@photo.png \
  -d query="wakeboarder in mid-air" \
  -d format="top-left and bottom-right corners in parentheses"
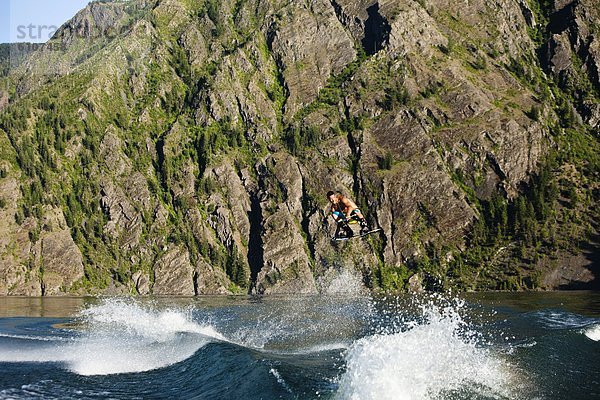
top-left (324, 191), bottom-right (379, 241)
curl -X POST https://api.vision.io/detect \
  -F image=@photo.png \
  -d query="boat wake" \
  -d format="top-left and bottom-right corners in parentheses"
top-left (0, 298), bottom-right (224, 376)
top-left (0, 294), bottom-right (528, 399)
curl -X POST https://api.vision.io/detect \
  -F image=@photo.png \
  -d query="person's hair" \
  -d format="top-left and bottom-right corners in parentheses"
top-left (326, 191), bottom-right (335, 197)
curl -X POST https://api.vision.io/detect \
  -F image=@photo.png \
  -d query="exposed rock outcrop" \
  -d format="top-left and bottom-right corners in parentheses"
top-left (37, 208), bottom-right (85, 295)
top-left (254, 153), bottom-right (316, 294)
top-left (152, 245), bottom-right (195, 296)
top-left (268, 0), bottom-right (357, 119)
top-left (541, 0), bottom-right (600, 128)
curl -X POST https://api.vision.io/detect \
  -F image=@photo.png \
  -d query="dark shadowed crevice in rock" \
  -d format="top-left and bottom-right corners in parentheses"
top-left (486, 154), bottom-right (507, 181)
top-left (345, 102), bottom-right (362, 198)
top-left (547, 2), bottom-right (577, 36)
top-left (328, 0), bottom-right (349, 31)
top-left (299, 172), bottom-right (316, 263)
top-left (247, 192), bottom-right (264, 288)
top-left (550, 1), bottom-right (600, 94)
top-left (193, 270), bottom-right (199, 296)
top-left (329, 0), bottom-right (344, 23)
top-left (585, 49), bottom-right (600, 94)
top-left (265, 21), bottom-right (289, 114)
top-left (155, 137), bottom-right (167, 194)
top-left (540, 36), bottom-right (561, 71)
top-left (361, 3), bottom-right (390, 56)
top-left (348, 132), bottom-right (361, 197)
top-left (539, 1), bottom-right (581, 75)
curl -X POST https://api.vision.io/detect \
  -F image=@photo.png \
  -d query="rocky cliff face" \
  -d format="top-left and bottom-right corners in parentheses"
top-left (541, 0), bottom-right (600, 126)
top-left (0, 0), bottom-right (597, 295)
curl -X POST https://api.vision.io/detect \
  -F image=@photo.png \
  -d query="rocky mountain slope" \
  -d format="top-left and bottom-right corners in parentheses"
top-left (0, 0), bottom-right (598, 295)
top-left (0, 44), bottom-right (33, 78)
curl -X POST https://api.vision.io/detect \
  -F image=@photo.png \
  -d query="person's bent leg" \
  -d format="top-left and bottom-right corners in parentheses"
top-left (339, 219), bottom-right (353, 237)
top-left (351, 209), bottom-right (370, 234)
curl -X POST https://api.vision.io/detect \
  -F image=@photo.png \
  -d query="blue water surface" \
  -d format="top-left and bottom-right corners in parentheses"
top-left (0, 292), bottom-right (598, 399)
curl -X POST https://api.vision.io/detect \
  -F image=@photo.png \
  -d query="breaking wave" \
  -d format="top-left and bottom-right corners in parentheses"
top-left (0, 298), bottom-right (223, 376)
top-left (336, 296), bottom-right (516, 399)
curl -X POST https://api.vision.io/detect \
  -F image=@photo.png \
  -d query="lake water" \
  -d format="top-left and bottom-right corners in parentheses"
top-left (0, 290), bottom-right (599, 399)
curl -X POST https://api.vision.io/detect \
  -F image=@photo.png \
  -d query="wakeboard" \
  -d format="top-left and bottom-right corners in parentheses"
top-left (331, 228), bottom-right (383, 242)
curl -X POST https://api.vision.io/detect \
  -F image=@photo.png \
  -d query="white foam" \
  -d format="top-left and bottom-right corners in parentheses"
top-left (301, 342), bottom-right (350, 353)
top-left (0, 298), bottom-right (224, 376)
top-left (317, 268), bottom-right (366, 296)
top-left (66, 335), bottom-right (207, 376)
top-left (0, 344), bottom-right (73, 363)
top-left (336, 300), bottom-right (514, 400)
top-left (535, 310), bottom-right (591, 330)
top-left (71, 298), bottom-right (226, 375)
top-left (270, 368), bottom-right (293, 393)
top-left (264, 342), bottom-right (350, 356)
top-left (228, 314), bottom-right (286, 349)
top-left (80, 298), bottom-right (225, 341)
top-left (0, 333), bottom-right (71, 342)
top-left (584, 324), bottom-right (600, 341)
